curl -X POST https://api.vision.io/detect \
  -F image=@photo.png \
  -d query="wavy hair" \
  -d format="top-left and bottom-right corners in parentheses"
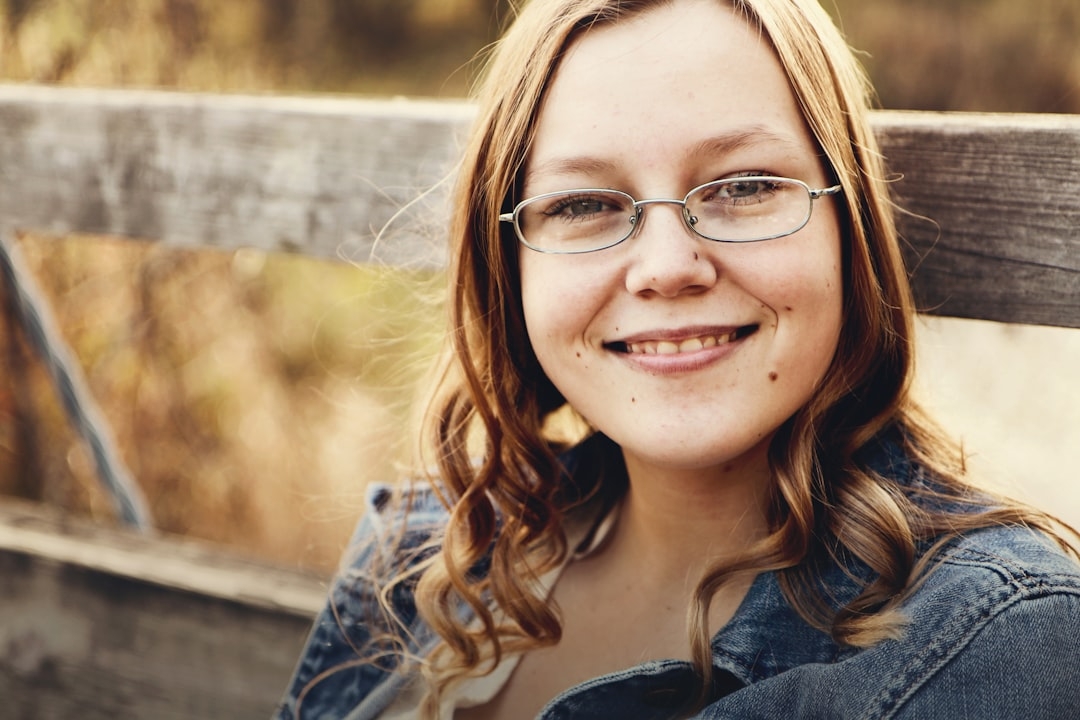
top-left (342, 0), bottom-right (1080, 716)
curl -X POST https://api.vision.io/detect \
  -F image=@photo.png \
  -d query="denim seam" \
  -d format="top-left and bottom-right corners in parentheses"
top-left (870, 548), bottom-right (1080, 718)
top-left (536, 660), bottom-right (692, 719)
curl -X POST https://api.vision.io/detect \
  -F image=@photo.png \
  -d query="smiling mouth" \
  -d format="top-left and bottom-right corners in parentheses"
top-left (608, 324), bottom-right (759, 355)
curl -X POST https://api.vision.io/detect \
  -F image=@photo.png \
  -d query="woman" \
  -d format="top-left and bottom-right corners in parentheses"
top-left (277, 0), bottom-right (1080, 718)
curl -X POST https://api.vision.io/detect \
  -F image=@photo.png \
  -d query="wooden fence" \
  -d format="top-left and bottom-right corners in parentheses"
top-left (0, 85), bottom-right (1078, 718)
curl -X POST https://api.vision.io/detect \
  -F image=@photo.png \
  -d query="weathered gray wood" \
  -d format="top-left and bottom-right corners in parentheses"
top-left (0, 86), bottom-right (1077, 326)
top-left (0, 86), bottom-right (1078, 718)
top-left (0, 498), bottom-right (327, 719)
top-left (875, 111), bottom-right (1080, 328)
top-left (0, 85), bottom-right (473, 267)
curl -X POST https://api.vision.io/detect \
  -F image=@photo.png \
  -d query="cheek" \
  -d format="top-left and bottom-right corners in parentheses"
top-left (758, 233), bottom-right (844, 377)
top-left (519, 255), bottom-right (556, 348)
top-left (793, 268), bottom-right (843, 353)
top-left (759, 248), bottom-right (841, 314)
top-left (519, 265), bottom-right (539, 338)
top-left (785, 213), bottom-right (844, 318)
top-left (520, 254), bottom-right (609, 344)
top-left (520, 257), bottom-right (587, 380)
top-left (796, 263), bottom-right (844, 384)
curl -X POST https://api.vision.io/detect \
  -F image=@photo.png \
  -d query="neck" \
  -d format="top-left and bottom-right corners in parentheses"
top-left (612, 442), bottom-right (773, 586)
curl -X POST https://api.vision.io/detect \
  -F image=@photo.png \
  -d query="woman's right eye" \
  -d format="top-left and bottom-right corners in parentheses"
top-left (543, 194), bottom-right (616, 219)
top-left (696, 177), bottom-right (779, 206)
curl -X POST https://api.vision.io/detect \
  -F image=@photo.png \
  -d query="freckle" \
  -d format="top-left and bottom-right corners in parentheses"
top-left (576, 352), bottom-right (581, 358)
top-left (769, 372), bottom-right (779, 382)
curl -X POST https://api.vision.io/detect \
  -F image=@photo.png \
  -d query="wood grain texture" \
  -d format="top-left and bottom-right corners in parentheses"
top-left (0, 86), bottom-right (1077, 325)
top-left (0, 498), bottom-right (326, 719)
top-left (0, 85), bottom-right (473, 267)
top-left (875, 111), bottom-right (1080, 328)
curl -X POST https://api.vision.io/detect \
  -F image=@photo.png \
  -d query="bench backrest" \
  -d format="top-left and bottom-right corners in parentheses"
top-left (0, 85), bottom-right (1077, 718)
top-left (1, 86), bottom-right (1078, 327)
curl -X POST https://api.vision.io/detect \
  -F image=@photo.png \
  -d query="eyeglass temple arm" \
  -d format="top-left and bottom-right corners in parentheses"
top-left (810, 184), bottom-right (843, 199)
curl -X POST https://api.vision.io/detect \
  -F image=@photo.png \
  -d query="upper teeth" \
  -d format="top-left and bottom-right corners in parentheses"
top-left (627, 332), bottom-right (737, 355)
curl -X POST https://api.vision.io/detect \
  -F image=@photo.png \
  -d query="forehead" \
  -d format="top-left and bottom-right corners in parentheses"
top-left (526, 0), bottom-right (817, 188)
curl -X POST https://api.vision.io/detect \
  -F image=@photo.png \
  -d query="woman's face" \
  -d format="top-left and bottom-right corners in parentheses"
top-left (519, 0), bottom-right (844, 479)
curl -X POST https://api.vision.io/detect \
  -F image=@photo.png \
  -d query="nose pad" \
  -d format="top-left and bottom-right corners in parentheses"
top-left (628, 199), bottom-right (697, 240)
top-left (684, 207), bottom-right (700, 230)
top-left (624, 201), bottom-right (717, 297)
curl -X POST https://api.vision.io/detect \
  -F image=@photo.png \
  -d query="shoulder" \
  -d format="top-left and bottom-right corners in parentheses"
top-left (343, 480), bottom-right (451, 566)
top-left (328, 480), bottom-right (450, 627)
top-left (273, 481), bottom-right (450, 720)
top-left (330, 480), bottom-right (452, 638)
top-left (914, 524), bottom-right (1080, 605)
top-left (903, 524), bottom-right (1080, 649)
top-left (712, 529), bottom-right (1080, 720)
top-left (354, 480), bottom-right (451, 540)
top-left (878, 525), bottom-right (1080, 718)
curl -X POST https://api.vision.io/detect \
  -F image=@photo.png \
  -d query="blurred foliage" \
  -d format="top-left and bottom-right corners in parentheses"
top-left (0, 0), bottom-right (512, 96)
top-left (0, 0), bottom-right (1076, 109)
top-left (829, 0), bottom-right (1080, 113)
top-left (0, 0), bottom-right (1077, 572)
top-left (2, 235), bottom-right (446, 571)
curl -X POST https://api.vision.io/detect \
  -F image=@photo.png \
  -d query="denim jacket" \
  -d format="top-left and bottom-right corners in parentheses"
top-left (276, 438), bottom-right (1080, 719)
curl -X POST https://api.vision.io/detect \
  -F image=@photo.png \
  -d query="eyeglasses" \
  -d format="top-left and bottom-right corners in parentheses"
top-left (499, 176), bottom-right (842, 254)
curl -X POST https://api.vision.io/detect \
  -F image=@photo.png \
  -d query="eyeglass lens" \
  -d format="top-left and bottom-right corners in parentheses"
top-left (515, 177), bottom-right (816, 253)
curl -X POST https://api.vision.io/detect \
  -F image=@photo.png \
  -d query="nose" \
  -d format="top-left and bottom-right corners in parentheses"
top-left (623, 200), bottom-right (718, 298)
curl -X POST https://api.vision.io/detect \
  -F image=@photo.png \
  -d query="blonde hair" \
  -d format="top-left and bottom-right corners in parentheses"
top-left (310, 0), bottom-right (1078, 717)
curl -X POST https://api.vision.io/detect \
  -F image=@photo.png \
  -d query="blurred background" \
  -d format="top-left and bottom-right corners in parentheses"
top-left (0, 0), bottom-right (1078, 574)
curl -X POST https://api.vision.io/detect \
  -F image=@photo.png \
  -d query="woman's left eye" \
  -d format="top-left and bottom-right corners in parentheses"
top-left (722, 178), bottom-right (771, 199)
top-left (695, 173), bottom-right (779, 204)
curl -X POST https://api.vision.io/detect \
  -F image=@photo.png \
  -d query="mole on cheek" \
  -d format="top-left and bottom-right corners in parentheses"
top-left (769, 372), bottom-right (779, 382)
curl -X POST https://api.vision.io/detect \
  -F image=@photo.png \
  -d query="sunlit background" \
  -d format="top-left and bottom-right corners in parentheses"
top-left (1, 0), bottom-right (1078, 574)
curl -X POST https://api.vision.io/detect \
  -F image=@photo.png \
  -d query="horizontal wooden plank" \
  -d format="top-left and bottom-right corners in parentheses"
top-left (0, 85), bottom-right (473, 267)
top-left (875, 111), bottom-right (1080, 328)
top-left (0, 86), bottom-right (1077, 327)
top-left (0, 498), bottom-right (326, 719)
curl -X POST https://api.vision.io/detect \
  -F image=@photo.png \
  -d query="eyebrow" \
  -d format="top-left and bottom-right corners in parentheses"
top-left (687, 126), bottom-right (805, 160)
top-left (524, 156), bottom-right (618, 187)
top-left (524, 126), bottom-right (806, 187)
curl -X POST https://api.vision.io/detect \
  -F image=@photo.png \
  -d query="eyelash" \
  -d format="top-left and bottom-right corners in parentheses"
top-left (718, 169), bottom-right (773, 182)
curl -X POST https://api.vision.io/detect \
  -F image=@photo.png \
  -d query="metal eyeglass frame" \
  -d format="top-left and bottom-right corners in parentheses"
top-left (499, 175), bottom-right (844, 254)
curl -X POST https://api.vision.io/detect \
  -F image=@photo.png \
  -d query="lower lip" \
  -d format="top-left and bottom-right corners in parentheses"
top-left (613, 336), bottom-right (748, 375)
